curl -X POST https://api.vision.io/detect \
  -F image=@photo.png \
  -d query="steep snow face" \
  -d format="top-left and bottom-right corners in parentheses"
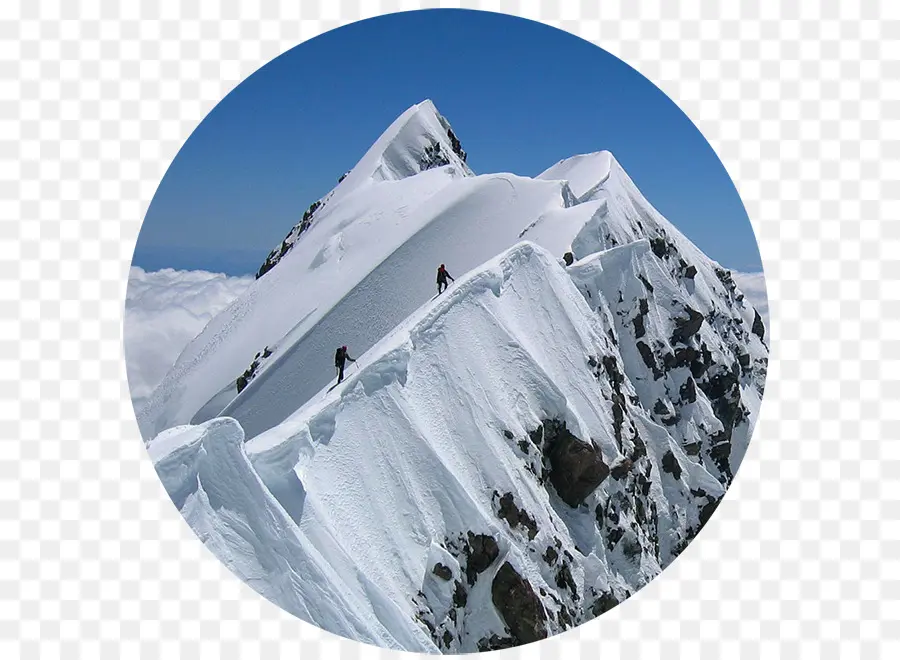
top-left (138, 100), bottom-right (586, 442)
top-left (136, 164), bottom-right (463, 440)
top-left (256, 100), bottom-right (473, 279)
top-left (219, 174), bottom-right (574, 440)
top-left (151, 242), bottom-right (765, 653)
top-left (149, 418), bottom-right (437, 651)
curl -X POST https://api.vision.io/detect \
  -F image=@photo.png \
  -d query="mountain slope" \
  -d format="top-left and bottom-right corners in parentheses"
top-left (137, 101), bottom-right (582, 441)
top-left (149, 240), bottom-right (765, 652)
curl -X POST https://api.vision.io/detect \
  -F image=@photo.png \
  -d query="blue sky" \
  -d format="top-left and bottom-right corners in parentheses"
top-left (134, 9), bottom-right (761, 275)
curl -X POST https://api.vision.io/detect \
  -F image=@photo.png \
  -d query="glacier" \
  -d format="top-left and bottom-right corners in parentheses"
top-left (136, 99), bottom-right (768, 652)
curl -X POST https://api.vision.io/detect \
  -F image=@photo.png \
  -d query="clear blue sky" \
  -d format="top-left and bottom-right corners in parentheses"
top-left (134, 9), bottom-right (762, 276)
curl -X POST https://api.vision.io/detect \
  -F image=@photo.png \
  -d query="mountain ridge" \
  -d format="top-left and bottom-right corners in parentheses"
top-left (138, 100), bottom-right (767, 651)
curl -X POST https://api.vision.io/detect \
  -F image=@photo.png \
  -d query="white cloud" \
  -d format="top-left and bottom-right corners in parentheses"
top-left (732, 271), bottom-right (769, 327)
top-left (124, 267), bottom-right (254, 411)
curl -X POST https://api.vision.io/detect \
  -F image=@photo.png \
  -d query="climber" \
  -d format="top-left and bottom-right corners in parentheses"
top-left (436, 263), bottom-right (455, 294)
top-left (334, 345), bottom-right (356, 384)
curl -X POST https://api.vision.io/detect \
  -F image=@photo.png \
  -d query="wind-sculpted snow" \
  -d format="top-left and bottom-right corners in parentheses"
top-left (140, 100), bottom-right (767, 652)
top-left (151, 241), bottom-right (766, 652)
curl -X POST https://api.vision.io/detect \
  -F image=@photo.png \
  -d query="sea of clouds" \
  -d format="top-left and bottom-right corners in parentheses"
top-left (123, 268), bottom-right (768, 411)
top-left (124, 267), bottom-right (254, 412)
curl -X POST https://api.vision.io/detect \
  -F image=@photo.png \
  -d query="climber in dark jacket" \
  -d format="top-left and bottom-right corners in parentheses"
top-left (334, 345), bottom-right (356, 383)
top-left (436, 264), bottom-right (455, 294)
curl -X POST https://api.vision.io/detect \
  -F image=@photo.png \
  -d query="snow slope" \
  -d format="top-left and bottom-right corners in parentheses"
top-left (137, 101), bottom-right (582, 441)
top-left (139, 100), bottom-right (768, 652)
top-left (150, 239), bottom-right (766, 652)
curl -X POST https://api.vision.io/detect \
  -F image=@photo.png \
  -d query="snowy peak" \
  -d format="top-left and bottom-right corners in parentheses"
top-left (256, 100), bottom-right (473, 279)
top-left (346, 99), bottom-right (474, 187)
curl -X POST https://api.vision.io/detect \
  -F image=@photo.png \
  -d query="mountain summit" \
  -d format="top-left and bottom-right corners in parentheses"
top-left (139, 101), bottom-right (767, 652)
top-left (256, 100), bottom-right (473, 279)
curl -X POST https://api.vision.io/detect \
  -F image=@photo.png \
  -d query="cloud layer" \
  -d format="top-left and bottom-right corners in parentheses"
top-left (124, 267), bottom-right (254, 411)
top-left (732, 271), bottom-right (769, 327)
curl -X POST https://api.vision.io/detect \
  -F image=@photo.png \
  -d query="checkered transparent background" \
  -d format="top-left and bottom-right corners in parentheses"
top-left (1, 1), bottom-right (897, 656)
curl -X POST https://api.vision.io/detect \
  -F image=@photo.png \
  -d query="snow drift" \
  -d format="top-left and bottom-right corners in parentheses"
top-left (138, 100), bottom-right (767, 652)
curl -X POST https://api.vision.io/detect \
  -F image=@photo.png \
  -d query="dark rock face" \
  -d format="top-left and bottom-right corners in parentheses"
top-left (661, 450), bottom-right (683, 481)
top-left (477, 635), bottom-right (516, 652)
top-left (465, 533), bottom-right (499, 585)
top-left (632, 312), bottom-right (646, 338)
top-left (636, 341), bottom-right (663, 379)
top-left (543, 546), bottom-right (558, 566)
top-left (452, 580), bottom-right (467, 608)
top-left (563, 251), bottom-right (575, 266)
top-left (257, 200), bottom-right (323, 278)
top-left (494, 491), bottom-right (539, 540)
top-left (446, 127), bottom-right (467, 162)
top-left (432, 563), bottom-right (452, 581)
top-left (555, 561), bottom-right (577, 598)
top-left (683, 264), bottom-right (697, 279)
top-left (671, 306), bottom-right (704, 344)
top-left (650, 237), bottom-right (669, 258)
top-left (680, 376), bottom-right (697, 403)
top-left (590, 591), bottom-right (620, 616)
top-left (491, 562), bottom-right (547, 645)
top-left (539, 420), bottom-right (610, 507)
top-left (419, 139), bottom-right (451, 170)
top-left (610, 457), bottom-right (633, 481)
top-left (752, 310), bottom-right (766, 341)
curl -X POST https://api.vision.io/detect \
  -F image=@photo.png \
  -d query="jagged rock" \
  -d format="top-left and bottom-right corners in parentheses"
top-left (636, 341), bottom-right (662, 379)
top-left (432, 563), bottom-right (452, 581)
top-left (738, 352), bottom-right (751, 369)
top-left (543, 546), bottom-right (558, 566)
top-left (446, 127), bottom-right (467, 162)
top-left (683, 264), bottom-right (697, 279)
top-left (465, 533), bottom-right (499, 585)
top-left (651, 399), bottom-right (679, 425)
top-left (502, 429), bottom-right (514, 440)
top-left (491, 562), bottom-right (547, 645)
top-left (621, 533), bottom-right (643, 559)
top-left (650, 237), bottom-right (669, 258)
top-left (540, 420), bottom-right (610, 507)
top-left (752, 310), bottom-right (766, 341)
top-left (555, 562), bottom-right (577, 598)
top-left (563, 251), bottom-right (575, 266)
top-left (236, 374), bottom-right (248, 394)
top-left (680, 376), bottom-right (697, 403)
top-left (638, 273), bottom-right (655, 292)
top-left (610, 457), bottom-right (633, 480)
top-left (709, 432), bottom-right (734, 482)
top-left (590, 591), bottom-right (620, 616)
top-left (632, 313), bottom-right (646, 338)
top-left (661, 450), bottom-right (683, 480)
top-left (495, 492), bottom-right (538, 540)
top-left (477, 635), bottom-right (516, 652)
top-left (602, 355), bottom-right (625, 393)
top-left (442, 630), bottom-right (452, 647)
top-left (452, 580), bottom-right (468, 608)
top-left (671, 306), bottom-right (704, 344)
top-left (698, 495), bottom-right (722, 528)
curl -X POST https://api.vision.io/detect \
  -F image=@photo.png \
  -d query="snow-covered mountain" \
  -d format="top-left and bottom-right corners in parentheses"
top-left (138, 100), bottom-right (767, 652)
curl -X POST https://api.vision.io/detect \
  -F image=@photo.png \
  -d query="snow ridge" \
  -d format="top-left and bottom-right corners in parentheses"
top-left (139, 100), bottom-right (767, 652)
